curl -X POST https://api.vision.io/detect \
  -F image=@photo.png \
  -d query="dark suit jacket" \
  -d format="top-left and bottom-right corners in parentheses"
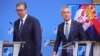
top-left (53, 20), bottom-right (86, 56)
top-left (13, 15), bottom-right (42, 56)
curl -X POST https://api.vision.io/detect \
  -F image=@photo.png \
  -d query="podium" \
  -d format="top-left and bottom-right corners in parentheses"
top-left (59, 41), bottom-right (100, 56)
top-left (0, 41), bottom-right (25, 56)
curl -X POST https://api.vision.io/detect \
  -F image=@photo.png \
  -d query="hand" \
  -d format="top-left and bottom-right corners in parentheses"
top-left (52, 51), bottom-right (56, 56)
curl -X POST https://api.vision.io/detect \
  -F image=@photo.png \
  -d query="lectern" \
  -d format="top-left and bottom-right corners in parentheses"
top-left (59, 41), bottom-right (100, 56)
top-left (0, 41), bottom-right (25, 56)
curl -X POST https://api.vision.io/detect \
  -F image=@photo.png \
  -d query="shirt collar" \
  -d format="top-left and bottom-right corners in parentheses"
top-left (20, 14), bottom-right (28, 23)
top-left (64, 19), bottom-right (71, 24)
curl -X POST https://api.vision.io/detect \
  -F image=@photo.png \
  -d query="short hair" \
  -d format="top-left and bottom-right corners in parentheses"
top-left (16, 2), bottom-right (27, 9)
top-left (61, 6), bottom-right (71, 12)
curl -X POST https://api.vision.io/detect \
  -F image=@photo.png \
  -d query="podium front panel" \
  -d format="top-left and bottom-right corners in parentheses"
top-left (0, 42), bottom-right (3, 56)
top-left (77, 44), bottom-right (86, 56)
top-left (2, 47), bottom-right (13, 56)
top-left (93, 42), bottom-right (100, 56)
top-left (13, 42), bottom-right (21, 56)
top-left (74, 41), bottom-right (92, 56)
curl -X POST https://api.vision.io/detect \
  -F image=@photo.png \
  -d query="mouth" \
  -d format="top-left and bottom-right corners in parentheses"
top-left (65, 16), bottom-right (68, 18)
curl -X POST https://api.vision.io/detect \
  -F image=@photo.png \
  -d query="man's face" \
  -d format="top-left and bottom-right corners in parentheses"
top-left (61, 8), bottom-right (72, 21)
top-left (16, 5), bottom-right (26, 18)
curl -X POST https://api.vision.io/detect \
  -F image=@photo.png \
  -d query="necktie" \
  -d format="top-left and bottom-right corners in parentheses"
top-left (65, 23), bottom-right (69, 39)
top-left (19, 19), bottom-right (23, 34)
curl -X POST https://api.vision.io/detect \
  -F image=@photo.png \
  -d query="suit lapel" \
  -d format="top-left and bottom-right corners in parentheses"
top-left (68, 21), bottom-right (74, 39)
top-left (69, 21), bottom-right (73, 34)
top-left (60, 22), bottom-right (67, 40)
top-left (16, 19), bottom-right (20, 33)
top-left (62, 23), bottom-right (65, 35)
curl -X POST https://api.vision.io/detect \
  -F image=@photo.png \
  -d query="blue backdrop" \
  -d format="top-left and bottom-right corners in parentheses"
top-left (1, 0), bottom-right (100, 56)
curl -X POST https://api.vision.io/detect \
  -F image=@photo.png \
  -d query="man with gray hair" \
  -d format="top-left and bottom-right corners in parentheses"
top-left (53, 6), bottom-right (86, 56)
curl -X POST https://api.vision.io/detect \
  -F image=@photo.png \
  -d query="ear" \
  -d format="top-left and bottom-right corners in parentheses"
top-left (25, 9), bottom-right (27, 13)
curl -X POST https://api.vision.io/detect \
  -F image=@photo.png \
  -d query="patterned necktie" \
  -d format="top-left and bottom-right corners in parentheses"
top-left (19, 19), bottom-right (23, 34)
top-left (65, 23), bottom-right (69, 39)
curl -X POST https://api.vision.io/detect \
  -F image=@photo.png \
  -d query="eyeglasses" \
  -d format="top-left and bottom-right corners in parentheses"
top-left (16, 9), bottom-right (25, 12)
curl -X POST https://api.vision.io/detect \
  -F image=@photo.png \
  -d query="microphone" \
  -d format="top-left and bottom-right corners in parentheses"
top-left (59, 35), bottom-right (80, 50)
top-left (9, 22), bottom-right (25, 48)
top-left (59, 41), bottom-right (74, 50)
top-left (9, 22), bottom-right (13, 25)
top-left (57, 41), bottom-right (74, 56)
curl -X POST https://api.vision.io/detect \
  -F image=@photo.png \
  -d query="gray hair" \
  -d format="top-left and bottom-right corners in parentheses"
top-left (61, 6), bottom-right (71, 12)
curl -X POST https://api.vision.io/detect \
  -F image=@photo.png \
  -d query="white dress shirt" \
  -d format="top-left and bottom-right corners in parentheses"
top-left (19, 14), bottom-right (28, 28)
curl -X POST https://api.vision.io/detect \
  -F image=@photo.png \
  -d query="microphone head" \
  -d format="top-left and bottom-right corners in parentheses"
top-left (9, 22), bottom-right (13, 25)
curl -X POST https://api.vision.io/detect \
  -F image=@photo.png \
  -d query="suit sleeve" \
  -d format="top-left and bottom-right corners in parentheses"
top-left (53, 25), bottom-right (61, 54)
top-left (32, 19), bottom-right (42, 56)
top-left (78, 23), bottom-right (87, 41)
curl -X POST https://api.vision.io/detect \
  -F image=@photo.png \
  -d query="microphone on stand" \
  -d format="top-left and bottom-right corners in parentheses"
top-left (59, 41), bottom-right (75, 50)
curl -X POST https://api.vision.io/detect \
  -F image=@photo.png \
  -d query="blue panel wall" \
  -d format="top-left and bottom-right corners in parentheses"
top-left (0, 0), bottom-right (100, 56)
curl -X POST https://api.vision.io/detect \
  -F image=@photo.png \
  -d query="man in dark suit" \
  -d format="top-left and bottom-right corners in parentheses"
top-left (13, 2), bottom-right (42, 56)
top-left (52, 6), bottom-right (86, 56)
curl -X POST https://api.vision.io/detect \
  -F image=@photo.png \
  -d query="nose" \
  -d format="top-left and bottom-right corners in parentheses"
top-left (65, 13), bottom-right (68, 16)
